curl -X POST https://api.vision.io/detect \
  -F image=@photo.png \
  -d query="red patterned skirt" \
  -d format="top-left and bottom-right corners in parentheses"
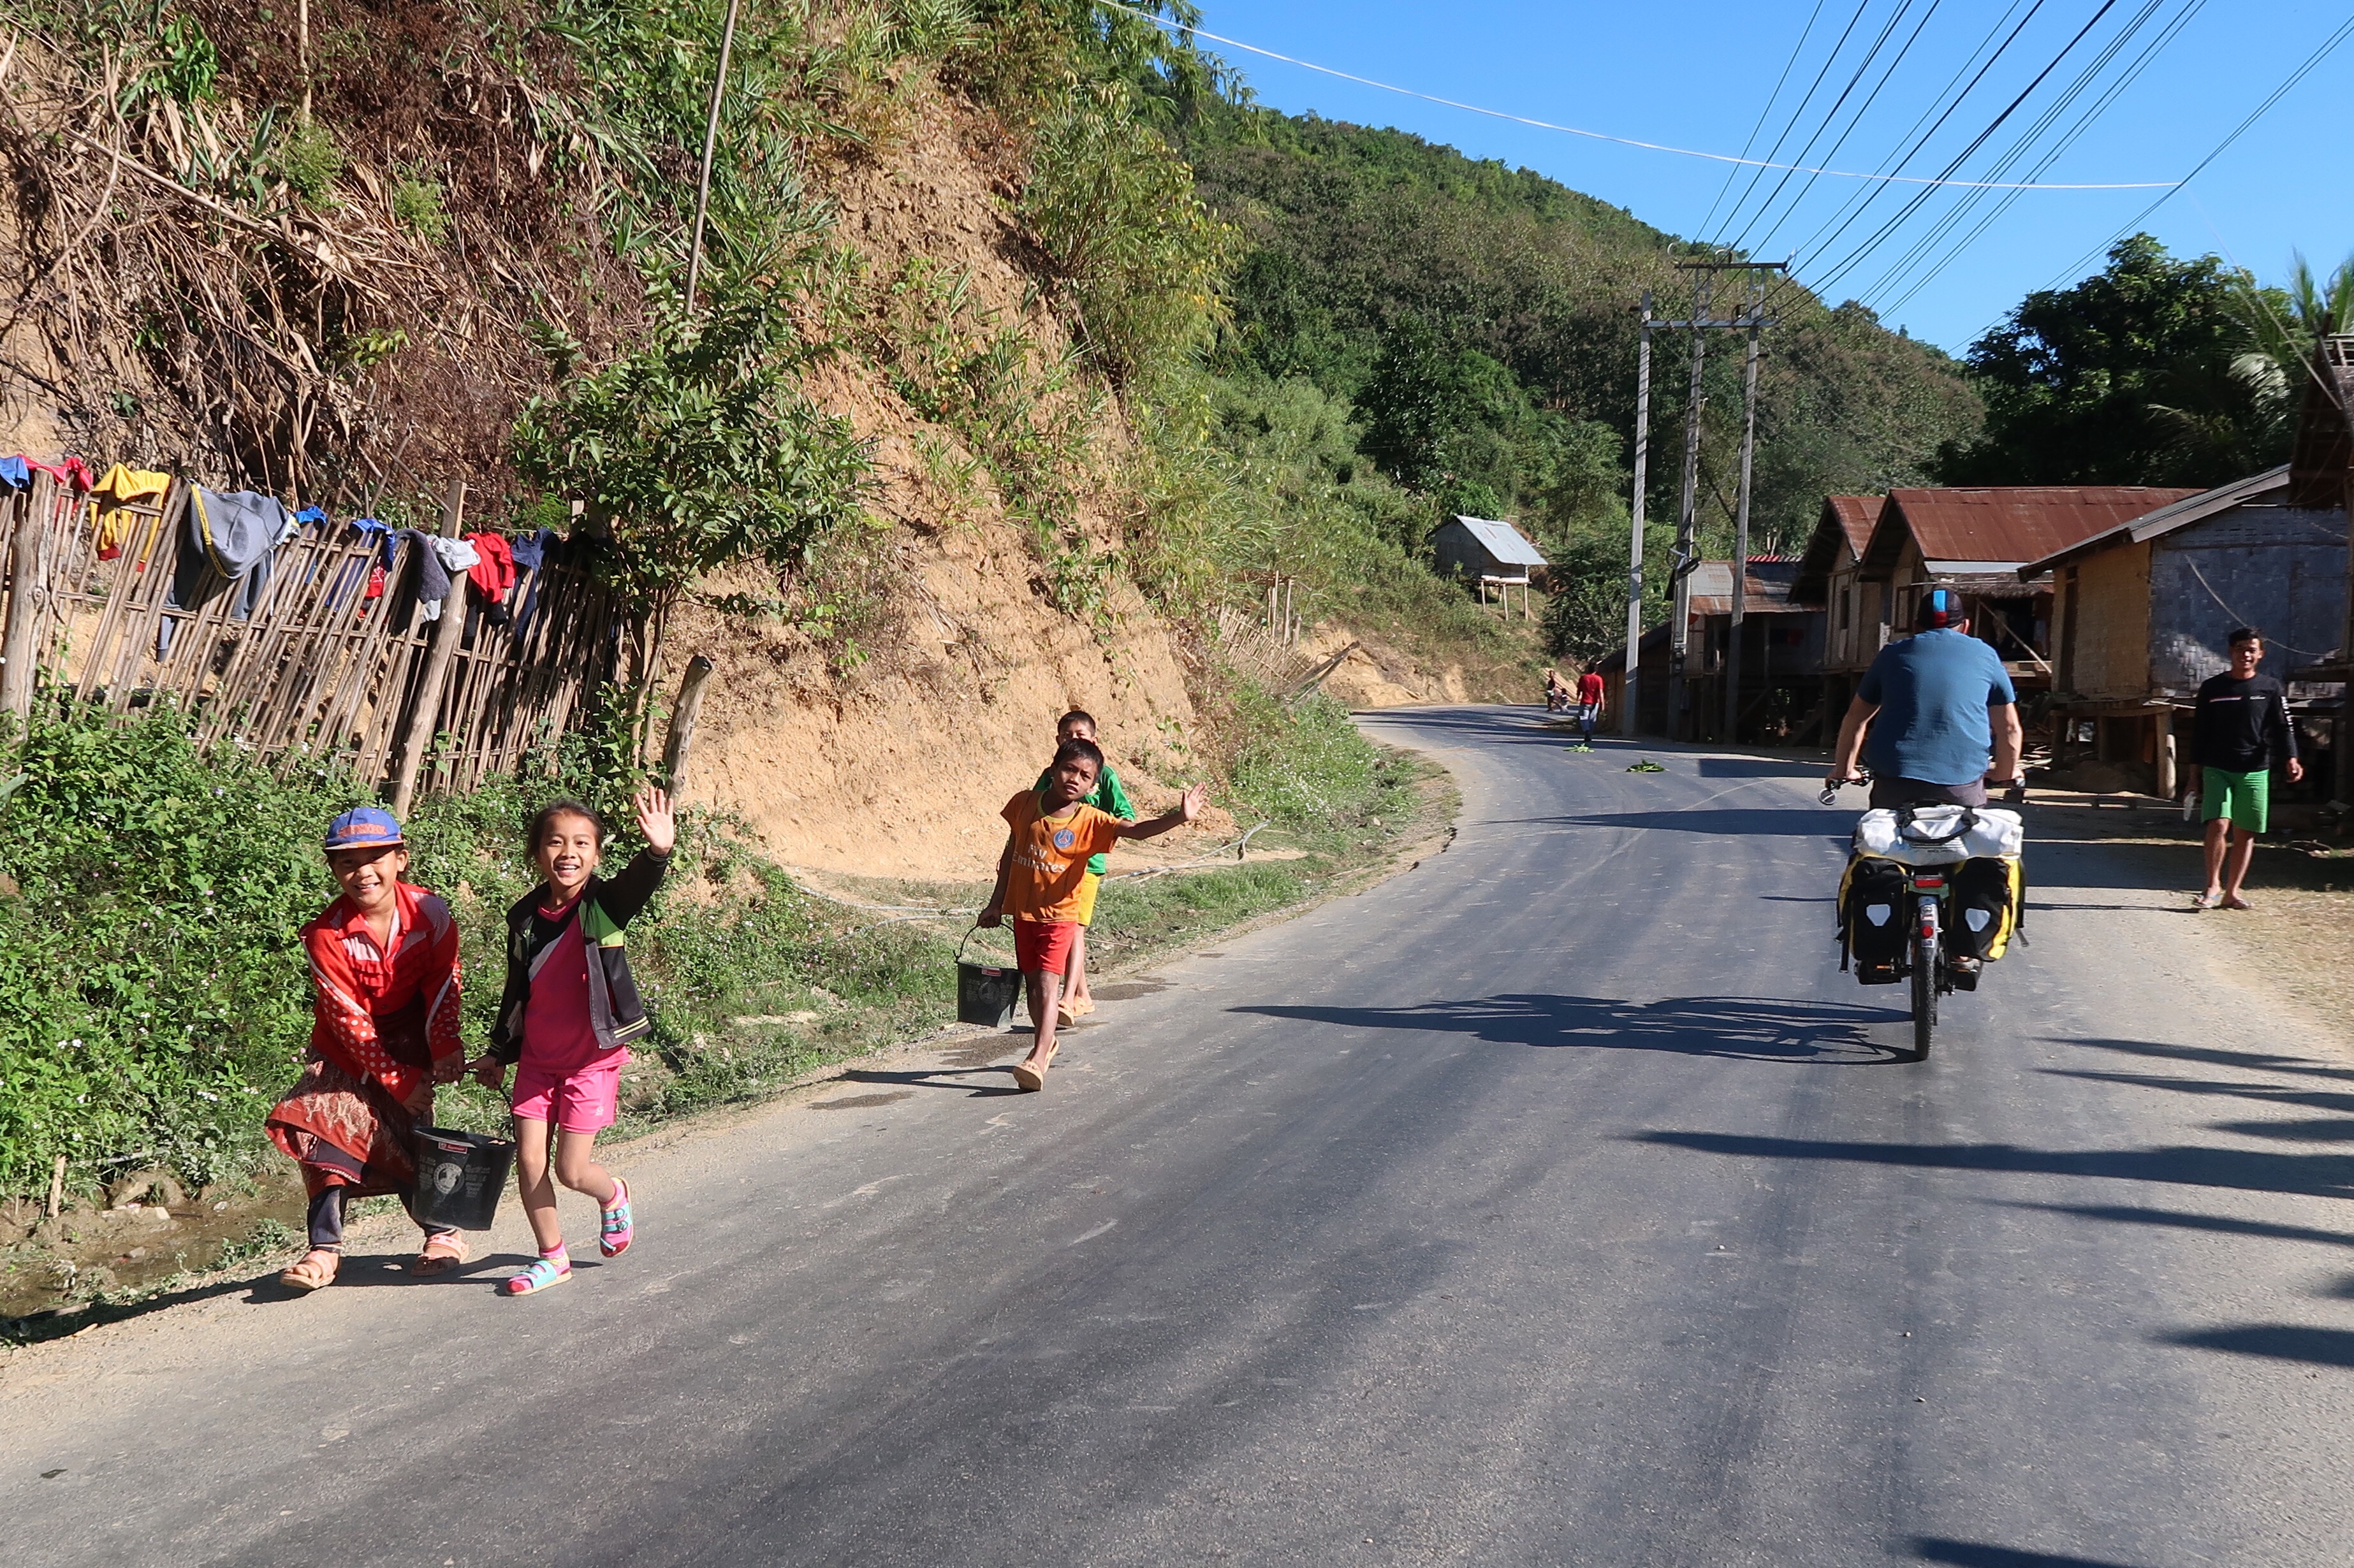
top-left (265, 999), bottom-right (434, 1199)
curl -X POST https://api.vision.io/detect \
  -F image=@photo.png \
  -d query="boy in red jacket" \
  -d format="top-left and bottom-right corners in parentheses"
top-left (265, 807), bottom-right (467, 1291)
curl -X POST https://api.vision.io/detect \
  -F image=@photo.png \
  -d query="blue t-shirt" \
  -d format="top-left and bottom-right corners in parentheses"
top-left (1857, 628), bottom-right (2017, 785)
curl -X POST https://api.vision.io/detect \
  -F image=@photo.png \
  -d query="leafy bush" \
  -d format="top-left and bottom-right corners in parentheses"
top-left (270, 120), bottom-right (342, 205)
top-left (515, 274), bottom-right (874, 614)
top-left (390, 175), bottom-right (450, 242)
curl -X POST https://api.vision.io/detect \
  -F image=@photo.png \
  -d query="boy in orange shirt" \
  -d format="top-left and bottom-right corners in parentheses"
top-left (979, 737), bottom-right (1203, 1091)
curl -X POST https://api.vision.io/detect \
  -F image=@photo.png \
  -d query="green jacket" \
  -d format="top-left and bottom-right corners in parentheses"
top-left (1034, 761), bottom-right (1134, 876)
top-left (489, 847), bottom-right (671, 1063)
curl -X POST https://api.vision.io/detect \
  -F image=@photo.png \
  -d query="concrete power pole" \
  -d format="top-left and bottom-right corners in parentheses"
top-left (1652, 256), bottom-right (1785, 742)
top-left (1621, 291), bottom-right (1652, 738)
top-left (1725, 268), bottom-right (1767, 740)
top-left (1667, 270), bottom-right (1711, 742)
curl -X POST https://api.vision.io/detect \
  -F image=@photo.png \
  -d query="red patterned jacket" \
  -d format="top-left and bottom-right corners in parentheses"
top-left (300, 881), bottom-right (462, 1103)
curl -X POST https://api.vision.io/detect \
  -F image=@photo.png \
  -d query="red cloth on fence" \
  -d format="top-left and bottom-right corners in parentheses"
top-left (23, 456), bottom-right (95, 492)
top-left (466, 532), bottom-right (515, 606)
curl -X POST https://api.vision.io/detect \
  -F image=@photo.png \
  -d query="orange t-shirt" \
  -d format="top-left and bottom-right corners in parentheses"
top-left (1000, 791), bottom-right (1122, 922)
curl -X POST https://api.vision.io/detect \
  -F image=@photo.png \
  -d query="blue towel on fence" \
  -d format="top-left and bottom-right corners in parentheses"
top-left (0, 457), bottom-right (28, 491)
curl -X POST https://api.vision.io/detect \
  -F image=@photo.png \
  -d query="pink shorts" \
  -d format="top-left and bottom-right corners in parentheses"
top-left (511, 1054), bottom-right (625, 1134)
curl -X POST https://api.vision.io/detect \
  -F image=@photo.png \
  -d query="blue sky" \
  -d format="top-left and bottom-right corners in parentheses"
top-left (1188, 0), bottom-right (2354, 354)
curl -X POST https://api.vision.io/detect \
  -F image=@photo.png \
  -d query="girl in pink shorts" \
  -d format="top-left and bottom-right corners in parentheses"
top-left (472, 788), bottom-right (674, 1295)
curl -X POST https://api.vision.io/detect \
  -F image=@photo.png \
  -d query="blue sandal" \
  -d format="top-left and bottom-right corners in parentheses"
top-left (506, 1253), bottom-right (571, 1296)
top-left (600, 1176), bottom-right (633, 1259)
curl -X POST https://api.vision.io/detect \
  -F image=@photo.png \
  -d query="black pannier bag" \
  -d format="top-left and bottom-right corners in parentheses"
top-left (1839, 855), bottom-right (1910, 980)
top-left (1945, 855), bottom-right (2024, 962)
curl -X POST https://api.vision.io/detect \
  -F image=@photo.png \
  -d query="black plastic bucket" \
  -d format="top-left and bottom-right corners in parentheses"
top-left (411, 1126), bottom-right (516, 1232)
top-left (956, 927), bottom-right (1023, 1027)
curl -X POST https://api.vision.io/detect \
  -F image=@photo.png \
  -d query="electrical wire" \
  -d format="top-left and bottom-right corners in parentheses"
top-left (1735, 0), bottom-right (1948, 257)
top-left (1090, 0), bottom-right (2174, 189)
top-left (1776, 0), bottom-right (2047, 270)
top-left (1694, 0), bottom-right (1832, 241)
top-left (1714, 0), bottom-right (1883, 239)
top-left (2020, 10), bottom-right (2354, 310)
top-left (1868, 0), bottom-right (2207, 315)
top-left (1806, 0), bottom-right (2126, 294)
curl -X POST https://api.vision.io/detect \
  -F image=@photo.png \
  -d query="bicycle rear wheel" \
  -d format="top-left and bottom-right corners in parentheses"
top-left (1911, 917), bottom-right (1936, 1060)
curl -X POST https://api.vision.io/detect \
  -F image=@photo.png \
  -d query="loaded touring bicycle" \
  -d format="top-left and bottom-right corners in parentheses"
top-left (1827, 783), bottom-right (2028, 1058)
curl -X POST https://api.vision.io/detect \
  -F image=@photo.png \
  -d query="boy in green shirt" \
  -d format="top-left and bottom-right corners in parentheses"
top-left (1032, 709), bottom-right (1134, 1022)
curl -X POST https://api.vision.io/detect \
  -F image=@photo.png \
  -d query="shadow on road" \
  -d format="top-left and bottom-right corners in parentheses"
top-left (1913, 1539), bottom-right (2146, 1567)
top-left (1503, 808), bottom-right (1849, 839)
top-left (1637, 1129), bottom-right (2354, 1199)
top-left (2161, 1324), bottom-right (2354, 1367)
top-left (837, 1066), bottom-right (1024, 1098)
top-left (1233, 993), bottom-right (1910, 1064)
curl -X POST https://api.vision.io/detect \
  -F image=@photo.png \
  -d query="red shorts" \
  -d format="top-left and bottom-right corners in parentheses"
top-left (1013, 918), bottom-right (1081, 976)
top-left (511, 1052), bottom-right (626, 1134)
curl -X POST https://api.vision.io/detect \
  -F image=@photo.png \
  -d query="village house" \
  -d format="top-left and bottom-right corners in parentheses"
top-left (1598, 557), bottom-right (1824, 741)
top-left (2017, 338), bottom-right (2354, 796)
top-left (1429, 514), bottom-right (1545, 619)
top-left (1792, 494), bottom-right (1887, 718)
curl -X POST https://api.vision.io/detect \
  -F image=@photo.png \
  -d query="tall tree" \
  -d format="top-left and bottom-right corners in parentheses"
top-left (1938, 235), bottom-right (2280, 487)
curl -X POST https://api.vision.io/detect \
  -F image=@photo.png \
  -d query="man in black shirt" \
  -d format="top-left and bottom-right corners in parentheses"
top-left (2186, 627), bottom-right (2302, 910)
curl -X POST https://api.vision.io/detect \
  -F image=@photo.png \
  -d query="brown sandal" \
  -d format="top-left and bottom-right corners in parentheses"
top-left (279, 1249), bottom-right (339, 1291)
top-left (1012, 1057), bottom-right (1048, 1092)
top-left (411, 1232), bottom-right (469, 1276)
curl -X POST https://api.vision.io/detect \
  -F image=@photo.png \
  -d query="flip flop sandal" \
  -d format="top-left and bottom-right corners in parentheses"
top-left (599, 1177), bottom-right (633, 1259)
top-left (2193, 892), bottom-right (2223, 910)
top-left (411, 1232), bottom-right (468, 1275)
top-left (1011, 1058), bottom-right (1047, 1093)
top-left (279, 1250), bottom-right (339, 1291)
top-left (506, 1255), bottom-right (572, 1296)
top-left (1056, 999), bottom-right (1079, 1027)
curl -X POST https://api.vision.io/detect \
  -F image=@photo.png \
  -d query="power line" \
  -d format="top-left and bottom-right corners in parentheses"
top-left (1693, 0), bottom-right (1832, 241)
top-left (1868, 0), bottom-right (2207, 316)
top-left (1739, 0), bottom-right (1950, 256)
top-left (1090, 0), bottom-right (2175, 189)
top-left (2017, 10), bottom-right (2354, 314)
top-left (1713, 0), bottom-right (1881, 238)
top-left (1807, 0), bottom-right (2127, 294)
top-left (1778, 0), bottom-right (2048, 268)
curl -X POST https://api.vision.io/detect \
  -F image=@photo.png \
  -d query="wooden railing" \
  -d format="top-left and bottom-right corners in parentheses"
top-left (0, 470), bottom-right (620, 798)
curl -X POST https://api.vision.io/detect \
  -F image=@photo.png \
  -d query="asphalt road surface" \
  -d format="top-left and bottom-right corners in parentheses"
top-left (10, 706), bottom-right (2354, 1567)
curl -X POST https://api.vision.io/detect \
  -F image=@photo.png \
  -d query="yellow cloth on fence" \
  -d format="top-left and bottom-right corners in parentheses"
top-left (89, 463), bottom-right (172, 562)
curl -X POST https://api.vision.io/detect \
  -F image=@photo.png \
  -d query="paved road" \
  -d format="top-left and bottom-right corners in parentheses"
top-left (10, 706), bottom-right (2354, 1566)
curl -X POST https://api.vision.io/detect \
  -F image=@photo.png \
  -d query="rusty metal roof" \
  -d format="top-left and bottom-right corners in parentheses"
top-left (1794, 495), bottom-right (1886, 598)
top-left (1687, 558), bottom-right (1813, 616)
top-left (1866, 486), bottom-right (2200, 569)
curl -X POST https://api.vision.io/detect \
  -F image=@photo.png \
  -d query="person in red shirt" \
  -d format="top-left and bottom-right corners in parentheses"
top-left (265, 807), bottom-right (467, 1291)
top-left (979, 739), bottom-right (1203, 1091)
top-left (1575, 668), bottom-right (1606, 744)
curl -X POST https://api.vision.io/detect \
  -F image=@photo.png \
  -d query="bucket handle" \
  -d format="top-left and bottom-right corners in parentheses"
top-left (956, 924), bottom-right (1017, 967)
top-left (1895, 806), bottom-right (1977, 845)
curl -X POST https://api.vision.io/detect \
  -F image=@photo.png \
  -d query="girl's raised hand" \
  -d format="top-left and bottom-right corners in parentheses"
top-left (1178, 783), bottom-right (1206, 823)
top-left (635, 786), bottom-right (677, 855)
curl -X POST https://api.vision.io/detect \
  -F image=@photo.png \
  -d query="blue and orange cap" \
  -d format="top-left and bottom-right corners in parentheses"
top-left (1923, 588), bottom-right (1954, 628)
top-left (324, 806), bottom-right (405, 852)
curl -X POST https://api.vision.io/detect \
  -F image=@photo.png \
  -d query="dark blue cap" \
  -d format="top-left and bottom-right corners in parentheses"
top-left (325, 806), bottom-right (404, 852)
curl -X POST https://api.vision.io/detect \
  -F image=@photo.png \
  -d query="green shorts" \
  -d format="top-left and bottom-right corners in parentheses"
top-left (2202, 766), bottom-right (2270, 833)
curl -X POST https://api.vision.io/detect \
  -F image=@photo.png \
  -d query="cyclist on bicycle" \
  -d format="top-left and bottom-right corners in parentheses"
top-left (1824, 588), bottom-right (2024, 810)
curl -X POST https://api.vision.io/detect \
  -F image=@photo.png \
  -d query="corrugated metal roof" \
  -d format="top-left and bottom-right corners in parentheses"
top-left (1445, 515), bottom-right (1549, 567)
top-left (1869, 486), bottom-right (2199, 569)
top-left (1826, 495), bottom-right (1883, 556)
top-left (2017, 466), bottom-right (2297, 578)
top-left (1686, 558), bottom-right (1811, 616)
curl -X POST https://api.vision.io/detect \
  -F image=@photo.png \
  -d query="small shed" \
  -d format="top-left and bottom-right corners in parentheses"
top-left (2021, 463), bottom-right (2348, 795)
top-left (1430, 514), bottom-right (1546, 618)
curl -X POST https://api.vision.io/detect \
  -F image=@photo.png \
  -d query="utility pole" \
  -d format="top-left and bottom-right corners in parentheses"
top-left (1653, 255), bottom-right (1785, 741)
top-left (1725, 268), bottom-right (1766, 740)
top-left (1622, 290), bottom-right (1652, 738)
top-left (1668, 270), bottom-right (1711, 742)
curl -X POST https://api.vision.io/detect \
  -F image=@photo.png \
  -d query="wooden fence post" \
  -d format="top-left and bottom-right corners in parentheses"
top-left (388, 479), bottom-right (469, 818)
top-left (1, 477), bottom-right (50, 720)
top-left (661, 654), bottom-right (715, 797)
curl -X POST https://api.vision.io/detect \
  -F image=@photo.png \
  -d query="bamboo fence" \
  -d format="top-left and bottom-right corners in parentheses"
top-left (0, 469), bottom-right (620, 794)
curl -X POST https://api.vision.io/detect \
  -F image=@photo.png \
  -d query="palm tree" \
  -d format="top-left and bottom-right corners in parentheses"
top-left (2231, 250), bottom-right (2354, 444)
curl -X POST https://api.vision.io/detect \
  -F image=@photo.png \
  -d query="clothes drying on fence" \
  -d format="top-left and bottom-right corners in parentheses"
top-left (89, 463), bottom-right (173, 562)
top-left (0, 456), bottom-right (27, 490)
top-left (191, 487), bottom-right (298, 577)
top-left (506, 527), bottom-right (560, 642)
top-left (26, 456), bottom-right (94, 492)
top-left (466, 531), bottom-right (515, 626)
top-left (397, 530), bottom-right (483, 621)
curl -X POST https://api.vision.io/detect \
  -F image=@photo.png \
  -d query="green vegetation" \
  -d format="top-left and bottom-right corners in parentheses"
top-left (0, 688), bottom-right (1431, 1208)
top-left (1941, 235), bottom-right (2353, 488)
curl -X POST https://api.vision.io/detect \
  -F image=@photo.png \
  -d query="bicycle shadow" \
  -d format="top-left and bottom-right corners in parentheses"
top-left (1233, 993), bottom-right (1911, 1065)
